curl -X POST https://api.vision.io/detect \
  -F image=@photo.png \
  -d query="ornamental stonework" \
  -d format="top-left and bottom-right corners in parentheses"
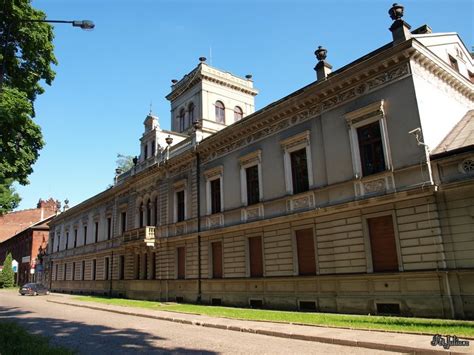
top-left (202, 63), bottom-right (410, 164)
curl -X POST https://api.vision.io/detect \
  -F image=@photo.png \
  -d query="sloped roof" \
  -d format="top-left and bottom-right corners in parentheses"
top-left (432, 110), bottom-right (474, 155)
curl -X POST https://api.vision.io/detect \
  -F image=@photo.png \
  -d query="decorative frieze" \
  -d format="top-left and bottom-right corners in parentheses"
top-left (286, 192), bottom-right (315, 212)
top-left (354, 172), bottom-right (395, 197)
top-left (241, 204), bottom-right (264, 222)
top-left (201, 63), bottom-right (410, 164)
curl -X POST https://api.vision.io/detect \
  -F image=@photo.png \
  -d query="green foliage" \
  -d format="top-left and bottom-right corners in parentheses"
top-left (0, 0), bottom-right (56, 214)
top-left (75, 295), bottom-right (474, 337)
top-left (0, 321), bottom-right (75, 355)
top-left (0, 253), bottom-right (15, 288)
top-left (116, 154), bottom-right (134, 172)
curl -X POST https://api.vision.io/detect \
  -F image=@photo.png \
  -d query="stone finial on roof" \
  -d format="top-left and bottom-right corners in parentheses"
top-left (314, 46), bottom-right (332, 81)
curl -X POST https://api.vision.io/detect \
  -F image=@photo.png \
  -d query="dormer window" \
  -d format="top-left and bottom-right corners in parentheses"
top-left (179, 108), bottom-right (186, 131)
top-left (234, 106), bottom-right (243, 122)
top-left (188, 102), bottom-right (195, 126)
top-left (449, 55), bottom-right (459, 72)
top-left (215, 101), bottom-right (225, 124)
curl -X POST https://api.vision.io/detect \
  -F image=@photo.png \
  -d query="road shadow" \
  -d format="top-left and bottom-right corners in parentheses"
top-left (0, 305), bottom-right (217, 354)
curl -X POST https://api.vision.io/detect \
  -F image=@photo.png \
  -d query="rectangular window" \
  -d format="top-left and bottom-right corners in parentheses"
top-left (94, 222), bottom-right (99, 243)
top-left (121, 212), bottom-right (127, 233)
top-left (72, 262), bottom-right (76, 281)
top-left (290, 148), bottom-right (309, 194)
top-left (151, 140), bottom-right (156, 156)
top-left (296, 229), bottom-right (316, 276)
top-left (357, 121), bottom-right (386, 176)
top-left (246, 165), bottom-right (260, 205)
top-left (368, 215), bottom-right (399, 272)
top-left (107, 217), bottom-right (112, 240)
top-left (119, 255), bottom-right (125, 280)
top-left (57, 234), bottom-right (60, 252)
top-left (151, 252), bottom-right (156, 279)
top-left (210, 179), bottom-right (221, 214)
top-left (81, 260), bottom-right (85, 281)
top-left (144, 144), bottom-right (148, 160)
top-left (449, 55), bottom-right (459, 72)
top-left (74, 229), bottom-right (78, 248)
top-left (177, 247), bottom-right (185, 279)
top-left (104, 257), bottom-right (110, 280)
top-left (143, 253), bottom-right (148, 280)
top-left (248, 236), bottom-right (263, 277)
top-left (177, 191), bottom-right (185, 222)
top-left (92, 259), bottom-right (97, 281)
top-left (66, 232), bottom-right (69, 250)
top-left (212, 241), bottom-right (223, 279)
top-left (135, 254), bottom-right (140, 280)
top-left (83, 226), bottom-right (88, 245)
top-left (63, 263), bottom-right (67, 281)
top-left (55, 264), bottom-right (58, 281)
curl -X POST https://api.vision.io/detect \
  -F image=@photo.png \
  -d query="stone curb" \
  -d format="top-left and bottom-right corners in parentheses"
top-left (46, 299), bottom-right (467, 355)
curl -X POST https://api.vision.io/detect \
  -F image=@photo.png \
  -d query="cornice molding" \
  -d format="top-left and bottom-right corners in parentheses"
top-left (199, 61), bottom-right (411, 164)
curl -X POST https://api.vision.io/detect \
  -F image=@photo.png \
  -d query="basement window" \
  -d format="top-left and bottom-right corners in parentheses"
top-left (211, 298), bottom-right (222, 306)
top-left (376, 303), bottom-right (401, 315)
top-left (299, 301), bottom-right (317, 312)
top-left (249, 299), bottom-right (263, 309)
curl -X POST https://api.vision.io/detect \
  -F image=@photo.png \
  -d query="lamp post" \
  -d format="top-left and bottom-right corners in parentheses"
top-left (0, 18), bottom-right (95, 92)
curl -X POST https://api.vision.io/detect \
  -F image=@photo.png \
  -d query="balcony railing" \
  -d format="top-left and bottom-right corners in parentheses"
top-left (122, 226), bottom-right (156, 245)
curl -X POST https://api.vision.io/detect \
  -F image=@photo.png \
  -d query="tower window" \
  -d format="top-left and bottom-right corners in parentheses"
top-left (448, 55), bottom-right (459, 72)
top-left (215, 101), bottom-right (225, 124)
top-left (234, 106), bottom-right (243, 121)
top-left (179, 108), bottom-right (186, 131)
top-left (188, 102), bottom-right (195, 126)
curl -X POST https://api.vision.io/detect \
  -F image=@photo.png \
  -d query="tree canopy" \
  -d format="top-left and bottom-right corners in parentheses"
top-left (0, 0), bottom-right (57, 214)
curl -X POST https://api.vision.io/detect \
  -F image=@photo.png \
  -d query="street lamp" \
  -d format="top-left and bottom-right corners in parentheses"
top-left (0, 18), bottom-right (95, 92)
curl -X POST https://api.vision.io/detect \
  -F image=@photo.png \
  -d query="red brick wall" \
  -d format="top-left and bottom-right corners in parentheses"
top-left (0, 198), bottom-right (57, 243)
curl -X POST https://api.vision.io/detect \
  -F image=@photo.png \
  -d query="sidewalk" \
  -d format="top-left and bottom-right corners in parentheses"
top-left (47, 296), bottom-right (473, 355)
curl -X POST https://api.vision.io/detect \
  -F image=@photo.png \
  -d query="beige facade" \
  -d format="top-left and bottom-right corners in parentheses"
top-left (46, 8), bottom-right (474, 319)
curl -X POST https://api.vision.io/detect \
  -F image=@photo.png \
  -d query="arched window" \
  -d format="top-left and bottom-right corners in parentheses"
top-left (179, 108), bottom-right (186, 132)
top-left (139, 202), bottom-right (144, 228)
top-left (155, 196), bottom-right (159, 226)
top-left (234, 106), bottom-right (243, 122)
top-left (146, 199), bottom-right (151, 226)
top-left (188, 102), bottom-right (195, 127)
top-left (215, 101), bottom-right (225, 124)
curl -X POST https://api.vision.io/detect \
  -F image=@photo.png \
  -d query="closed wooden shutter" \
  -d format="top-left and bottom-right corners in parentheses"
top-left (212, 242), bottom-right (223, 278)
top-left (177, 247), bottom-right (185, 279)
top-left (296, 229), bottom-right (316, 275)
top-left (249, 236), bottom-right (263, 277)
top-left (368, 215), bottom-right (399, 272)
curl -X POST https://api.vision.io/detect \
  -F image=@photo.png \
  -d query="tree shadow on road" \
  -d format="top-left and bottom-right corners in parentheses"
top-left (0, 305), bottom-right (217, 354)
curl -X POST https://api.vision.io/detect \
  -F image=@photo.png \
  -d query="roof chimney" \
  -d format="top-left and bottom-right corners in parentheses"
top-left (388, 3), bottom-right (412, 44)
top-left (314, 46), bottom-right (332, 81)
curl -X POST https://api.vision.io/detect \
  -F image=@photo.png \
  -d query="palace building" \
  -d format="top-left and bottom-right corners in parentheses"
top-left (46, 5), bottom-right (474, 318)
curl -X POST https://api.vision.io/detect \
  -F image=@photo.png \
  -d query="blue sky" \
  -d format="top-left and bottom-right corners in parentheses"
top-left (15, 0), bottom-right (473, 210)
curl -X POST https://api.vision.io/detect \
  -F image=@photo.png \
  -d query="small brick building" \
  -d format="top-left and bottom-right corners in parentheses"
top-left (0, 198), bottom-right (58, 243)
top-left (0, 199), bottom-right (58, 285)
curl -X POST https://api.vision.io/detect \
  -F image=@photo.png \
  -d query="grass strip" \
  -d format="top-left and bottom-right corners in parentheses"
top-left (74, 295), bottom-right (474, 337)
top-left (0, 321), bottom-right (75, 355)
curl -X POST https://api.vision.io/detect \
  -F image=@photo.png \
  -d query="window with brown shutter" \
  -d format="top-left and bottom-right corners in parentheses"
top-left (177, 247), bottom-right (185, 279)
top-left (212, 242), bottom-right (223, 278)
top-left (368, 215), bottom-right (399, 272)
top-left (296, 229), bottom-right (316, 275)
top-left (249, 236), bottom-right (263, 277)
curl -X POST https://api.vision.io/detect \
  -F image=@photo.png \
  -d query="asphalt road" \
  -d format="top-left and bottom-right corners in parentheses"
top-left (0, 290), bottom-right (405, 354)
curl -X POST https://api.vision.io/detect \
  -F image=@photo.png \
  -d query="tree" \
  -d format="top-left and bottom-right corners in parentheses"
top-left (116, 154), bottom-right (135, 173)
top-left (0, 253), bottom-right (15, 288)
top-left (0, 0), bottom-right (57, 215)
